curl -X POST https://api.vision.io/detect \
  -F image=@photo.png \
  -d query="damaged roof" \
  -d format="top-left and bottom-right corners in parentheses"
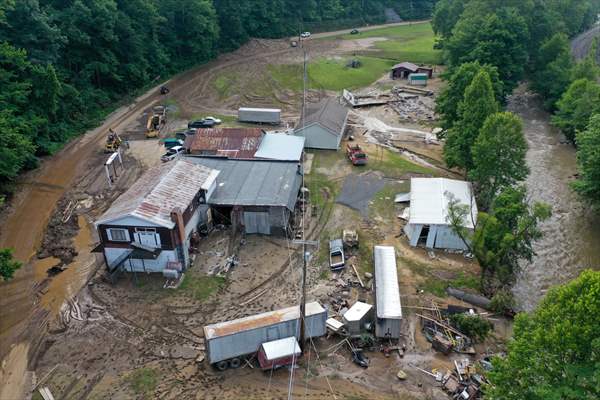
top-left (97, 159), bottom-right (219, 229)
top-left (186, 157), bottom-right (302, 211)
top-left (296, 97), bottom-right (348, 136)
top-left (184, 127), bottom-right (264, 159)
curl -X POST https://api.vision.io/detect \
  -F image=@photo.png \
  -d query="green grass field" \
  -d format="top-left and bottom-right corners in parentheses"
top-left (336, 22), bottom-right (442, 65)
top-left (269, 56), bottom-right (395, 91)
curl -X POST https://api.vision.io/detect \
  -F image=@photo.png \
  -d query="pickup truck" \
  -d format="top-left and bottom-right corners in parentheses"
top-left (329, 239), bottom-right (345, 271)
top-left (347, 144), bottom-right (368, 166)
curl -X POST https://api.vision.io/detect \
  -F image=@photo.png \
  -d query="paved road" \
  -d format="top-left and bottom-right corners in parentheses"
top-left (308, 19), bottom-right (430, 39)
top-left (571, 24), bottom-right (600, 60)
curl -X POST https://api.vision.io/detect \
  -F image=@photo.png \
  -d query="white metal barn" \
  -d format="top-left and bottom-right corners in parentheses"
top-left (403, 178), bottom-right (477, 251)
top-left (373, 245), bottom-right (402, 339)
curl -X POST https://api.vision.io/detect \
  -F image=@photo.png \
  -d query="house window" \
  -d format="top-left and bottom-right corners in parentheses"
top-left (107, 228), bottom-right (129, 242)
top-left (134, 228), bottom-right (161, 248)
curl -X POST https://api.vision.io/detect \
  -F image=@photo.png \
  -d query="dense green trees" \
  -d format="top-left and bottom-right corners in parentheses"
top-left (573, 114), bottom-right (600, 208)
top-left (553, 78), bottom-right (600, 142)
top-left (443, 69), bottom-right (498, 171)
top-left (0, 248), bottom-right (21, 281)
top-left (470, 112), bottom-right (528, 210)
top-left (487, 269), bottom-right (600, 399)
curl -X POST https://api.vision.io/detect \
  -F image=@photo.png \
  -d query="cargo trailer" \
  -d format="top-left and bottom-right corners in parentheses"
top-left (203, 302), bottom-right (327, 370)
top-left (374, 245), bottom-right (402, 338)
top-left (238, 107), bottom-right (281, 124)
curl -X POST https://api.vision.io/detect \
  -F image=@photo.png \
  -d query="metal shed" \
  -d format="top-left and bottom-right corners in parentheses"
top-left (374, 245), bottom-right (402, 339)
top-left (294, 97), bottom-right (348, 150)
top-left (342, 301), bottom-right (373, 335)
top-left (403, 178), bottom-right (477, 251)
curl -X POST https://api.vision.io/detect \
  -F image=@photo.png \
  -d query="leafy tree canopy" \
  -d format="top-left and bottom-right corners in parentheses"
top-left (573, 114), bottom-right (600, 207)
top-left (487, 269), bottom-right (600, 400)
top-left (552, 78), bottom-right (600, 142)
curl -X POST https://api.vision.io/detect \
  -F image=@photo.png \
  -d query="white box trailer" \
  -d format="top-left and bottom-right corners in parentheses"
top-left (203, 302), bottom-right (327, 370)
top-left (374, 245), bottom-right (402, 339)
top-left (238, 107), bottom-right (281, 124)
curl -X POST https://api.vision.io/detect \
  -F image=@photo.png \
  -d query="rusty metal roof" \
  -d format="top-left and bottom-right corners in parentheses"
top-left (96, 159), bottom-right (219, 228)
top-left (203, 302), bottom-right (325, 339)
top-left (184, 128), bottom-right (264, 159)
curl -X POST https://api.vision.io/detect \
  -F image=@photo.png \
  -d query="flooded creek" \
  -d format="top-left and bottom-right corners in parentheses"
top-left (509, 89), bottom-right (600, 311)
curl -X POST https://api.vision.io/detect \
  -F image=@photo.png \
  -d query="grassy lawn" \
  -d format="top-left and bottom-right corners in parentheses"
top-left (369, 182), bottom-right (410, 221)
top-left (270, 56), bottom-right (395, 92)
top-left (127, 368), bottom-right (157, 397)
top-left (177, 273), bottom-right (226, 302)
top-left (370, 149), bottom-right (439, 178)
top-left (336, 22), bottom-right (442, 65)
top-left (213, 74), bottom-right (236, 99)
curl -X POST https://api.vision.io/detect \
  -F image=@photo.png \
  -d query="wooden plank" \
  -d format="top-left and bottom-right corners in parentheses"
top-left (415, 313), bottom-right (470, 339)
top-left (351, 264), bottom-right (364, 288)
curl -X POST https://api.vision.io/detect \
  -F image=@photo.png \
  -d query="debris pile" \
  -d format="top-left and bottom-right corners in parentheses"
top-left (389, 87), bottom-right (436, 122)
top-left (418, 302), bottom-right (477, 355)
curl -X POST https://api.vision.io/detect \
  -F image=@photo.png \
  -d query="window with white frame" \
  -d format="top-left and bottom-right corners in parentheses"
top-left (134, 227), bottom-right (161, 248)
top-left (107, 228), bottom-right (129, 242)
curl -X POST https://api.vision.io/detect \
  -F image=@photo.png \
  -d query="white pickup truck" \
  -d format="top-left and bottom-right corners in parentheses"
top-left (329, 239), bottom-right (345, 271)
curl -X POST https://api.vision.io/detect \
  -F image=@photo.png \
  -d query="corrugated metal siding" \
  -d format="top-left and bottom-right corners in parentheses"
top-left (375, 317), bottom-right (401, 339)
top-left (374, 245), bottom-right (402, 339)
top-left (243, 211), bottom-right (270, 234)
top-left (206, 309), bottom-right (326, 364)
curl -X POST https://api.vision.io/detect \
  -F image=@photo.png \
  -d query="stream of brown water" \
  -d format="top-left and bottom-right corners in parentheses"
top-left (509, 88), bottom-right (600, 311)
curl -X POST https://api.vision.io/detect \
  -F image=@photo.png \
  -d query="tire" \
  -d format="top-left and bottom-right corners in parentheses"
top-left (216, 360), bottom-right (228, 371)
top-left (229, 358), bottom-right (241, 369)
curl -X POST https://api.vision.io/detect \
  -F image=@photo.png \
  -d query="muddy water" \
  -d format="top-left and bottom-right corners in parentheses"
top-left (509, 89), bottom-right (600, 311)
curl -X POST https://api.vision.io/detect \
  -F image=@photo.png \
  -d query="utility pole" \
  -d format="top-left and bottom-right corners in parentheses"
top-left (299, 48), bottom-right (308, 348)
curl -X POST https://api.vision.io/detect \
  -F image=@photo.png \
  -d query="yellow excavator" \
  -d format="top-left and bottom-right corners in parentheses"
top-left (105, 129), bottom-right (122, 152)
top-left (146, 105), bottom-right (166, 138)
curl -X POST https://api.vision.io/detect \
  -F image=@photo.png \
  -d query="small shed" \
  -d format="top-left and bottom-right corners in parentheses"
top-left (374, 245), bottom-right (402, 339)
top-left (391, 62), bottom-right (433, 79)
top-left (342, 301), bottom-right (373, 335)
top-left (258, 336), bottom-right (302, 370)
top-left (403, 178), bottom-right (477, 251)
top-left (294, 97), bottom-right (349, 150)
top-left (408, 73), bottom-right (429, 86)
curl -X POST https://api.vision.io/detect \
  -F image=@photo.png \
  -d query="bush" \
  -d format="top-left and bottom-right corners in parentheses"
top-left (450, 313), bottom-right (493, 341)
top-left (490, 290), bottom-right (516, 313)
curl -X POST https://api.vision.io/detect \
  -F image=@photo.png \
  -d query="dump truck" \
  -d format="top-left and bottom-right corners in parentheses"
top-left (146, 105), bottom-right (167, 138)
top-left (329, 239), bottom-right (345, 271)
top-left (347, 144), bottom-right (368, 165)
top-left (203, 302), bottom-right (327, 371)
top-left (238, 107), bottom-right (281, 124)
top-left (105, 130), bottom-right (122, 152)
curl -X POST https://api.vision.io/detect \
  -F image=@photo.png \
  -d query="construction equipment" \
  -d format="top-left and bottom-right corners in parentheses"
top-left (146, 106), bottom-right (167, 138)
top-left (105, 129), bottom-right (122, 152)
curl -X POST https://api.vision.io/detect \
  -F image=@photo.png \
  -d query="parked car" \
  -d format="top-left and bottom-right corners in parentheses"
top-left (300, 31), bottom-right (311, 38)
top-left (203, 116), bottom-right (222, 124)
top-left (161, 145), bottom-right (185, 162)
top-left (351, 350), bottom-right (369, 368)
top-left (188, 119), bottom-right (216, 129)
top-left (350, 29), bottom-right (360, 35)
top-left (163, 138), bottom-right (184, 149)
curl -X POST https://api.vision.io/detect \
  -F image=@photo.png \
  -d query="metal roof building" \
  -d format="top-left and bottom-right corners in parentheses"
top-left (342, 301), bottom-right (374, 335)
top-left (97, 159), bottom-right (219, 229)
top-left (184, 127), bottom-right (264, 159)
top-left (254, 133), bottom-right (305, 161)
top-left (294, 97), bottom-right (349, 150)
top-left (403, 178), bottom-right (477, 250)
top-left (186, 157), bottom-right (302, 235)
top-left (373, 245), bottom-right (402, 339)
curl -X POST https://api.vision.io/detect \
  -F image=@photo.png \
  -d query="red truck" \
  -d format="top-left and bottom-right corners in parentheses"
top-left (347, 144), bottom-right (368, 165)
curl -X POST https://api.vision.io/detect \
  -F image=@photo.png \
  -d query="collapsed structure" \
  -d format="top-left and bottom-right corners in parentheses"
top-left (403, 178), bottom-right (477, 251)
top-left (94, 159), bottom-right (219, 274)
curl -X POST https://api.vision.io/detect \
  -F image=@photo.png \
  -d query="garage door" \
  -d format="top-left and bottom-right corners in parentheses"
top-left (243, 212), bottom-right (270, 235)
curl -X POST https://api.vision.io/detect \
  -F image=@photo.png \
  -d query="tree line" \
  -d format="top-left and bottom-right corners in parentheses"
top-left (432, 1), bottom-right (600, 398)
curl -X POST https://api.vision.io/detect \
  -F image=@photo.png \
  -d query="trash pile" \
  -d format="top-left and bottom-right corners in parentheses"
top-left (416, 357), bottom-right (491, 400)
top-left (389, 92), bottom-right (436, 122)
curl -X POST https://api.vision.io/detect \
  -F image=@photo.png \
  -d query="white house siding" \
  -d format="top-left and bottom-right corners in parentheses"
top-left (184, 205), bottom-right (209, 239)
top-left (104, 247), bottom-right (179, 273)
top-left (103, 215), bottom-right (168, 228)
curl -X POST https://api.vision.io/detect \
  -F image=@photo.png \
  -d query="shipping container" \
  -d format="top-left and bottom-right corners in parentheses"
top-left (204, 302), bottom-right (327, 369)
top-left (238, 107), bottom-right (281, 124)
